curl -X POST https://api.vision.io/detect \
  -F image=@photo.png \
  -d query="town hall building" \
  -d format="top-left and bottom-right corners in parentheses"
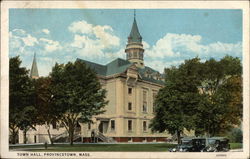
top-left (18, 14), bottom-right (193, 143)
top-left (78, 15), bottom-right (169, 142)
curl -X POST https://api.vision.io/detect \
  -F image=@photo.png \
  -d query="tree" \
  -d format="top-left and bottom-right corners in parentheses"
top-left (196, 56), bottom-right (242, 136)
top-left (50, 60), bottom-right (108, 145)
top-left (226, 127), bottom-right (242, 143)
top-left (150, 56), bottom-right (242, 141)
top-left (34, 77), bottom-right (60, 145)
top-left (150, 58), bottom-right (202, 144)
top-left (9, 56), bottom-right (37, 144)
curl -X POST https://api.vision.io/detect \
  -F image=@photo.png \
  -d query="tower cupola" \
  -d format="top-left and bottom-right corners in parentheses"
top-left (125, 10), bottom-right (145, 68)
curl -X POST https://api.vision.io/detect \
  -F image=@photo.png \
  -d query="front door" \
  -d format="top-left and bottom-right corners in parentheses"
top-left (98, 122), bottom-right (103, 133)
top-left (98, 121), bottom-right (109, 134)
top-left (102, 121), bottom-right (108, 133)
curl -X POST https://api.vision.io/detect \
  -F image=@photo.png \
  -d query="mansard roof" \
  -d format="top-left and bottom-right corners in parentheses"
top-left (77, 58), bottom-right (164, 85)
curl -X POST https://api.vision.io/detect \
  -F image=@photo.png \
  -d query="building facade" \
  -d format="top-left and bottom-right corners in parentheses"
top-left (78, 16), bottom-right (170, 142)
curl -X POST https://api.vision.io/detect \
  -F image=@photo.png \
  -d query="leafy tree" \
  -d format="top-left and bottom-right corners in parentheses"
top-left (50, 60), bottom-right (108, 145)
top-left (150, 58), bottom-right (202, 144)
top-left (9, 56), bottom-right (37, 144)
top-left (34, 77), bottom-right (60, 145)
top-left (226, 127), bottom-right (242, 143)
top-left (150, 56), bottom-right (242, 141)
top-left (196, 56), bottom-right (242, 136)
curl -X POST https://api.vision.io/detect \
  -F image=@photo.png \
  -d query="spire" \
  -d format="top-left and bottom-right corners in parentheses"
top-left (125, 10), bottom-right (145, 68)
top-left (128, 10), bottom-right (142, 43)
top-left (30, 52), bottom-right (39, 79)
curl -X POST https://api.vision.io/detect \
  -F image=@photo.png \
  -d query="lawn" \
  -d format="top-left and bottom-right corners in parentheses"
top-left (10, 143), bottom-right (176, 152)
top-left (229, 143), bottom-right (243, 149)
top-left (10, 142), bottom-right (242, 152)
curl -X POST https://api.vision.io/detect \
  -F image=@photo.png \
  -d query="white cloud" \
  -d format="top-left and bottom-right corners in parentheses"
top-left (145, 59), bottom-right (184, 73)
top-left (70, 34), bottom-right (98, 49)
top-left (106, 48), bottom-right (125, 60)
top-left (145, 33), bottom-right (242, 60)
top-left (68, 20), bottom-right (93, 34)
top-left (146, 33), bottom-right (203, 58)
top-left (142, 41), bottom-right (150, 49)
top-left (9, 24), bottom-right (242, 77)
top-left (70, 34), bottom-right (104, 58)
top-left (9, 30), bottom-right (38, 56)
top-left (42, 29), bottom-right (50, 35)
top-left (68, 20), bottom-right (120, 56)
top-left (22, 34), bottom-right (38, 46)
top-left (39, 38), bottom-right (62, 52)
top-left (9, 28), bottom-right (63, 58)
top-left (10, 29), bottom-right (38, 47)
top-left (204, 41), bottom-right (242, 57)
top-left (9, 31), bottom-right (23, 49)
top-left (93, 25), bottom-right (120, 48)
top-left (142, 33), bottom-right (242, 73)
top-left (12, 29), bottom-right (26, 36)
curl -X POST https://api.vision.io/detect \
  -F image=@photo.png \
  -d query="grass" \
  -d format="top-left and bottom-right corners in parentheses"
top-left (10, 142), bottom-right (242, 152)
top-left (229, 143), bottom-right (242, 149)
top-left (10, 143), bottom-right (176, 152)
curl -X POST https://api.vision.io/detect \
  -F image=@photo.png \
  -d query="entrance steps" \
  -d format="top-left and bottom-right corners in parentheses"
top-left (93, 130), bottom-right (116, 143)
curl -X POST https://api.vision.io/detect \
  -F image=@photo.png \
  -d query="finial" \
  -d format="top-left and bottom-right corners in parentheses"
top-left (134, 9), bottom-right (136, 19)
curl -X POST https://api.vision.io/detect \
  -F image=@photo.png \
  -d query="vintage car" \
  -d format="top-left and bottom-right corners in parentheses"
top-left (203, 137), bottom-right (230, 152)
top-left (169, 137), bottom-right (230, 152)
top-left (169, 137), bottom-right (194, 152)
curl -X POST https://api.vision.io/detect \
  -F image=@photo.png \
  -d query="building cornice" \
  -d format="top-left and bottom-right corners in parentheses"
top-left (98, 73), bottom-right (164, 88)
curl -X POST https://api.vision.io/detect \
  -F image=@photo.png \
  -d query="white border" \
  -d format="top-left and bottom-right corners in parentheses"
top-left (1, 1), bottom-right (249, 159)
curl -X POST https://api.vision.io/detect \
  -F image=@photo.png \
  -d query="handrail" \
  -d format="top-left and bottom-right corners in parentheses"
top-left (52, 131), bottom-right (68, 140)
top-left (93, 129), bottom-right (115, 143)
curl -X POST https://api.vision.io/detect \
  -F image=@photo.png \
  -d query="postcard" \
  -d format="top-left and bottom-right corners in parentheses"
top-left (1, 1), bottom-right (249, 159)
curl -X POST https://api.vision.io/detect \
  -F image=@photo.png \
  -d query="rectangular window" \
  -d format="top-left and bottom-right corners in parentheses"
top-left (128, 88), bottom-right (132, 94)
top-left (143, 121), bottom-right (147, 131)
top-left (143, 90), bottom-right (147, 101)
top-left (52, 121), bottom-right (57, 129)
top-left (128, 120), bottom-right (132, 131)
top-left (128, 102), bottom-right (132, 110)
top-left (111, 120), bottom-right (115, 131)
top-left (88, 123), bottom-right (91, 130)
top-left (143, 102), bottom-right (147, 113)
top-left (133, 52), bottom-right (137, 58)
top-left (153, 92), bottom-right (157, 113)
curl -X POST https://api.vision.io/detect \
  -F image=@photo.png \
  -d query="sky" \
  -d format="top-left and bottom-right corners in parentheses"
top-left (9, 9), bottom-right (242, 76)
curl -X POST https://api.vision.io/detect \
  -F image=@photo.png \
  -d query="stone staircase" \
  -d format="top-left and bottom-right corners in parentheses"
top-left (52, 131), bottom-right (68, 142)
top-left (73, 130), bottom-right (82, 142)
top-left (94, 130), bottom-right (116, 143)
top-left (52, 128), bottom-right (81, 143)
top-left (52, 128), bottom-right (115, 143)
